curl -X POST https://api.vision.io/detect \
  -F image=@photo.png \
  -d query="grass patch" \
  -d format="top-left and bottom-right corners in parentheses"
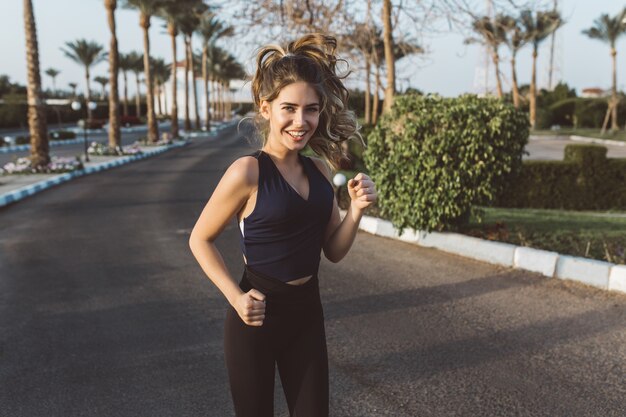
top-left (460, 206), bottom-right (626, 264)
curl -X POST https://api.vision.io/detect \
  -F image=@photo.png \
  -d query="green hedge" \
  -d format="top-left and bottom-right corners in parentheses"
top-left (547, 97), bottom-right (626, 128)
top-left (364, 94), bottom-right (529, 232)
top-left (496, 144), bottom-right (626, 209)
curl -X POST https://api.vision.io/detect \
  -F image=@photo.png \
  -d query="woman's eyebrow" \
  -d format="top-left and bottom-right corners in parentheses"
top-left (279, 102), bottom-right (320, 107)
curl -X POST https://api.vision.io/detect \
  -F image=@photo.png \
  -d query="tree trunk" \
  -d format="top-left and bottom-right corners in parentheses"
top-left (364, 53), bottom-right (371, 125)
top-left (122, 70), bottom-right (129, 117)
top-left (188, 36), bottom-right (200, 130)
top-left (156, 82), bottom-right (163, 116)
top-left (140, 12), bottom-right (158, 143)
top-left (184, 36), bottom-right (191, 132)
top-left (221, 81), bottom-right (227, 120)
top-left (530, 48), bottom-right (537, 130)
top-left (162, 82), bottom-right (168, 119)
top-left (168, 23), bottom-right (179, 138)
top-left (85, 68), bottom-right (93, 120)
top-left (372, 64), bottom-right (381, 125)
top-left (511, 54), bottom-right (520, 109)
top-left (548, 0), bottom-right (558, 90)
top-left (211, 79), bottom-right (217, 120)
top-left (611, 48), bottom-right (618, 132)
top-left (492, 49), bottom-right (503, 99)
top-left (226, 83), bottom-right (232, 120)
top-left (134, 72), bottom-right (141, 117)
top-left (23, 0), bottom-right (49, 167)
top-left (202, 46), bottom-right (210, 130)
top-left (106, 0), bottom-right (121, 150)
top-left (382, 0), bottom-right (395, 113)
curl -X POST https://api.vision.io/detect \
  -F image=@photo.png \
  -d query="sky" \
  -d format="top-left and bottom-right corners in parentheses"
top-left (2, 0), bottom-right (625, 98)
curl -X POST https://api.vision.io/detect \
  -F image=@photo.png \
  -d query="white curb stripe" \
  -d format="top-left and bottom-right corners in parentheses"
top-left (0, 140), bottom-right (189, 208)
top-left (555, 256), bottom-right (611, 289)
top-left (343, 211), bottom-right (626, 295)
top-left (514, 246), bottom-right (559, 277)
top-left (609, 265), bottom-right (626, 293)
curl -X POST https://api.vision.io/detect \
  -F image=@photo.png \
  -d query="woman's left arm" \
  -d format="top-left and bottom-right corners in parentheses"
top-left (312, 158), bottom-right (378, 263)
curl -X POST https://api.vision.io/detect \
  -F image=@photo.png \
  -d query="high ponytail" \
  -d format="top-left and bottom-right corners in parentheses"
top-left (251, 34), bottom-right (362, 170)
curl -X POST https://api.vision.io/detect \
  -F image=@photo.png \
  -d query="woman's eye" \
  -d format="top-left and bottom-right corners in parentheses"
top-left (307, 108), bottom-right (319, 113)
top-left (282, 106), bottom-right (295, 112)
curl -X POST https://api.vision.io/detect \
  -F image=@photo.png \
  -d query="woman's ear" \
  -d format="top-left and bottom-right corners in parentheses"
top-left (260, 100), bottom-right (271, 120)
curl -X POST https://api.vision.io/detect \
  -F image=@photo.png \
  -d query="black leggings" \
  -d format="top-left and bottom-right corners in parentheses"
top-left (224, 266), bottom-right (329, 417)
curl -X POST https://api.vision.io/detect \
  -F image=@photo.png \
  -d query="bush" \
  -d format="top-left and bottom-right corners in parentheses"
top-left (364, 94), bottom-right (529, 233)
top-left (497, 144), bottom-right (626, 209)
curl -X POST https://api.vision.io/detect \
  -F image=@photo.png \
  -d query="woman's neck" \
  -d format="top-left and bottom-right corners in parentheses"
top-left (262, 142), bottom-right (300, 166)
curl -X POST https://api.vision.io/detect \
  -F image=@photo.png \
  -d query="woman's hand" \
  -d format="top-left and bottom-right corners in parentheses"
top-left (233, 289), bottom-right (266, 326)
top-left (347, 173), bottom-right (377, 212)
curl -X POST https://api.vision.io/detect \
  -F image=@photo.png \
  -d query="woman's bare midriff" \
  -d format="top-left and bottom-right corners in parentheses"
top-left (285, 275), bottom-right (312, 285)
top-left (242, 254), bottom-right (312, 285)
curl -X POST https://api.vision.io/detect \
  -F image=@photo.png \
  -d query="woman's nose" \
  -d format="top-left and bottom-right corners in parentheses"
top-left (293, 110), bottom-right (305, 126)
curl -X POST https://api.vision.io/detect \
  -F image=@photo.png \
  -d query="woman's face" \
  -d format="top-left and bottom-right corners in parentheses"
top-left (260, 81), bottom-right (320, 152)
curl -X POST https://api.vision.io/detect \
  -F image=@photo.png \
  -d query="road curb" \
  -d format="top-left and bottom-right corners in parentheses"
top-left (555, 256), bottom-right (611, 289)
top-left (0, 140), bottom-right (189, 208)
top-left (514, 246), bottom-right (559, 277)
top-left (609, 265), bottom-right (626, 292)
top-left (344, 212), bottom-right (626, 295)
top-left (0, 138), bottom-right (85, 154)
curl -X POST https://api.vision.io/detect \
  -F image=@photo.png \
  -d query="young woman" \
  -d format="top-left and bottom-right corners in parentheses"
top-left (189, 33), bottom-right (377, 417)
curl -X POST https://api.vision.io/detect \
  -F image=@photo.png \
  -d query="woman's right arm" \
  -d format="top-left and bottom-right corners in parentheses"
top-left (188, 156), bottom-right (266, 326)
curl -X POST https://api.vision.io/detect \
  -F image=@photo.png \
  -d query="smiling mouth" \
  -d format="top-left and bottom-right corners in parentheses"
top-left (286, 131), bottom-right (308, 139)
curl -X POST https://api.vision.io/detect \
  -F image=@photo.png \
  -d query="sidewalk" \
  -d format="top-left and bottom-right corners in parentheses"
top-left (0, 120), bottom-right (238, 208)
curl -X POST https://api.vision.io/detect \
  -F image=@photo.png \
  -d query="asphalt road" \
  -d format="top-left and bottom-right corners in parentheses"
top-left (0, 126), bottom-right (625, 416)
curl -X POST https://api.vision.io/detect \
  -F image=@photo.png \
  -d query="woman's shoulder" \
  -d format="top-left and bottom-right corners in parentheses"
top-left (224, 153), bottom-right (260, 189)
top-left (306, 155), bottom-right (332, 184)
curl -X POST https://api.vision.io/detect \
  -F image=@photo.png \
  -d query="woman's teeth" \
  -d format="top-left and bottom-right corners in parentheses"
top-left (287, 131), bottom-right (306, 138)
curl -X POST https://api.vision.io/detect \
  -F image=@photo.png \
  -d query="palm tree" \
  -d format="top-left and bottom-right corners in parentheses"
top-left (582, 8), bottom-right (626, 133)
top-left (61, 39), bottom-right (106, 120)
top-left (500, 13), bottom-right (531, 108)
top-left (127, 51), bottom-right (144, 117)
top-left (157, 3), bottom-right (184, 138)
top-left (105, 0), bottom-right (121, 151)
top-left (369, 30), bottom-right (421, 124)
top-left (45, 68), bottom-right (60, 94)
top-left (179, 3), bottom-right (208, 130)
top-left (23, 0), bottom-right (49, 168)
top-left (68, 82), bottom-right (78, 98)
top-left (197, 14), bottom-right (233, 130)
top-left (466, 16), bottom-right (507, 98)
top-left (118, 52), bottom-right (135, 116)
top-left (382, 0), bottom-right (395, 113)
top-left (218, 53), bottom-right (246, 121)
top-left (124, 0), bottom-right (164, 142)
top-left (520, 9), bottom-right (562, 130)
top-left (94, 76), bottom-right (109, 99)
top-left (343, 22), bottom-right (377, 125)
top-left (150, 57), bottom-right (170, 116)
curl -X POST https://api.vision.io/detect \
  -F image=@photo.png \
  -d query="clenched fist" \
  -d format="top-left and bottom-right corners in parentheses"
top-left (347, 173), bottom-right (377, 211)
top-left (234, 289), bottom-right (266, 326)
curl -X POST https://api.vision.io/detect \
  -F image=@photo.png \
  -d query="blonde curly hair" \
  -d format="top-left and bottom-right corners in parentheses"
top-left (251, 33), bottom-right (362, 170)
